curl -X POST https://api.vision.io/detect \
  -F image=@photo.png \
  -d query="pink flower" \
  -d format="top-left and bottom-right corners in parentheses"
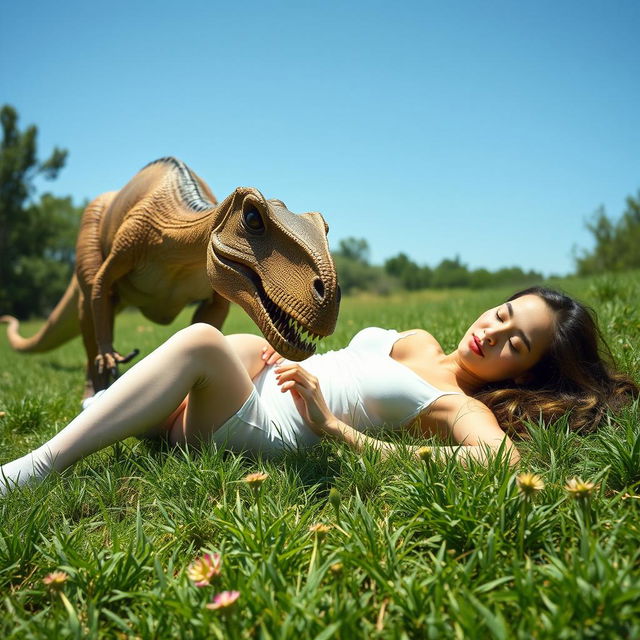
top-left (43, 571), bottom-right (69, 588)
top-left (206, 590), bottom-right (241, 611)
top-left (186, 553), bottom-right (222, 587)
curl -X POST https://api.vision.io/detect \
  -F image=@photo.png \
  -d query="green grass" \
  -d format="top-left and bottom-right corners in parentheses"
top-left (1, 273), bottom-right (639, 638)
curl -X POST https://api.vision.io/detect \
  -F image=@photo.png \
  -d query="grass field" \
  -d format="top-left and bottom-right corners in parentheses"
top-left (1, 274), bottom-right (639, 638)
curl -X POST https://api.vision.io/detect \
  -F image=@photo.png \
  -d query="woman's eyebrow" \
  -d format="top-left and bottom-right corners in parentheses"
top-left (506, 302), bottom-right (532, 352)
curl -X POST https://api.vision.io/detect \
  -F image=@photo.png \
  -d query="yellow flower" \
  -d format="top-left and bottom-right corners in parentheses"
top-left (243, 472), bottom-right (269, 488)
top-left (416, 446), bottom-right (433, 461)
top-left (309, 523), bottom-right (331, 540)
top-left (206, 590), bottom-right (240, 611)
top-left (43, 571), bottom-right (69, 588)
top-left (565, 477), bottom-right (597, 500)
top-left (516, 472), bottom-right (545, 498)
top-left (187, 553), bottom-right (222, 587)
top-left (329, 562), bottom-right (343, 575)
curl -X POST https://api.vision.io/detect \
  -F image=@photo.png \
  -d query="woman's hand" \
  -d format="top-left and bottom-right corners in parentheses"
top-left (261, 345), bottom-right (285, 366)
top-left (274, 363), bottom-right (336, 437)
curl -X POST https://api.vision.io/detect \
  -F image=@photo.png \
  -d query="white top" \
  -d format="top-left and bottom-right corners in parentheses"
top-left (253, 327), bottom-right (462, 447)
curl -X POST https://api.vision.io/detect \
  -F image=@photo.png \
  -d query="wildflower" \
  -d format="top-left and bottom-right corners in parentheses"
top-left (309, 523), bottom-right (331, 540)
top-left (416, 446), bottom-right (433, 461)
top-left (565, 477), bottom-right (597, 500)
top-left (43, 571), bottom-right (69, 588)
top-left (206, 590), bottom-right (241, 611)
top-left (243, 472), bottom-right (269, 489)
top-left (187, 553), bottom-right (222, 587)
top-left (516, 472), bottom-right (545, 498)
top-left (329, 562), bottom-right (343, 575)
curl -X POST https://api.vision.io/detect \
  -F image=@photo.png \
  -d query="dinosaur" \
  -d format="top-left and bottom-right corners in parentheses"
top-left (1, 157), bottom-right (340, 396)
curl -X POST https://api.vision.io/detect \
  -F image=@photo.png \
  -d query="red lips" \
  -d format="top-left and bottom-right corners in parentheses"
top-left (470, 334), bottom-right (484, 357)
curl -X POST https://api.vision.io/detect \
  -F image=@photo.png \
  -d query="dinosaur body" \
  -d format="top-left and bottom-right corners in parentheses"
top-left (2, 158), bottom-right (340, 394)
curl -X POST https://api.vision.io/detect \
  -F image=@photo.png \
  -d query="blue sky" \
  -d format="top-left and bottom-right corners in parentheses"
top-left (3, 0), bottom-right (639, 276)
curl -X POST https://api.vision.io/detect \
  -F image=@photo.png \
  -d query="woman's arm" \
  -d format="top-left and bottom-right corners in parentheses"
top-left (416, 393), bottom-right (521, 465)
top-left (316, 416), bottom-right (520, 466)
top-left (275, 363), bottom-right (520, 467)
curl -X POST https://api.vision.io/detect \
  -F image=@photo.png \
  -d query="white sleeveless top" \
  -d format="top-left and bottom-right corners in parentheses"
top-left (253, 327), bottom-right (462, 447)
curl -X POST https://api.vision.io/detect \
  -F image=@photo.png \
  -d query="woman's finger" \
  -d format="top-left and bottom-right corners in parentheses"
top-left (262, 345), bottom-right (284, 365)
top-left (275, 363), bottom-right (314, 379)
top-left (279, 379), bottom-right (298, 392)
top-left (276, 368), bottom-right (317, 391)
top-left (276, 372), bottom-right (311, 393)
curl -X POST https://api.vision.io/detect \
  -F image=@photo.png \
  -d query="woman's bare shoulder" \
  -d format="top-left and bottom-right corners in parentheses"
top-left (399, 327), bottom-right (434, 339)
top-left (395, 328), bottom-right (443, 357)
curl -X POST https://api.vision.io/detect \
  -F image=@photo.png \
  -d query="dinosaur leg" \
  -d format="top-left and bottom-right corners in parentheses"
top-left (78, 290), bottom-right (101, 397)
top-left (89, 226), bottom-right (138, 385)
top-left (191, 292), bottom-right (230, 329)
top-left (76, 192), bottom-right (115, 394)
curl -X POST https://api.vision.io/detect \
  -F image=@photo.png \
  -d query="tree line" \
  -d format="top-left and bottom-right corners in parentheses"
top-left (333, 239), bottom-right (545, 296)
top-left (1, 104), bottom-right (638, 318)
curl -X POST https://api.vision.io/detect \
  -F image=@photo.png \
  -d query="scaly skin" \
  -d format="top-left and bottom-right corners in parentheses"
top-left (1, 158), bottom-right (340, 395)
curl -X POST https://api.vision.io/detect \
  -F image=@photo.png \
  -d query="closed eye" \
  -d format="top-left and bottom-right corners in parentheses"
top-left (497, 309), bottom-right (519, 353)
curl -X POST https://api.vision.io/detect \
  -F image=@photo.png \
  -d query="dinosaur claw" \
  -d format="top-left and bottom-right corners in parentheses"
top-left (118, 348), bottom-right (140, 364)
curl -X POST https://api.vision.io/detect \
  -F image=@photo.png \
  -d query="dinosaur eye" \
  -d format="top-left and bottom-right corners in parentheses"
top-left (243, 207), bottom-right (265, 233)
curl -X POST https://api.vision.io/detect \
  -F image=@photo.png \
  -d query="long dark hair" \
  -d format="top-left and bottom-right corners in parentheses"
top-left (474, 286), bottom-right (639, 436)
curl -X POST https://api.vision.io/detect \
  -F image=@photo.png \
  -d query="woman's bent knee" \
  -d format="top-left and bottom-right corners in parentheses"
top-left (175, 323), bottom-right (225, 351)
top-left (178, 323), bottom-right (242, 371)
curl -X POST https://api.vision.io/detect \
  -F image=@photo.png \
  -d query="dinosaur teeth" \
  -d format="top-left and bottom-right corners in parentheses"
top-left (260, 288), bottom-right (322, 353)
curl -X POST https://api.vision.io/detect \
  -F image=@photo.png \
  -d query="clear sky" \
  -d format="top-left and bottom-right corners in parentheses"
top-left (3, 0), bottom-right (639, 276)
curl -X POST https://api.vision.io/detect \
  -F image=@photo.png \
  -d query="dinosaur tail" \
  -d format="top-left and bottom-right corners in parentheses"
top-left (1, 274), bottom-right (81, 353)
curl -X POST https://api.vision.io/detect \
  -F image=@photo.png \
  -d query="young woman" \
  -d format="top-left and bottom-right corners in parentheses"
top-left (1, 287), bottom-right (637, 494)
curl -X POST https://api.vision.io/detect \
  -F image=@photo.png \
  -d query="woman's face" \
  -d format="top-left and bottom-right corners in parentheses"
top-left (458, 294), bottom-right (556, 383)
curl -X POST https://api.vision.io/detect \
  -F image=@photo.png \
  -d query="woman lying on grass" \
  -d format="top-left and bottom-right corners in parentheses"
top-left (1, 286), bottom-right (637, 494)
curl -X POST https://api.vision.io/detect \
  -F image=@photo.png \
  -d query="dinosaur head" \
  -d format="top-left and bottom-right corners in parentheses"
top-left (206, 187), bottom-right (340, 361)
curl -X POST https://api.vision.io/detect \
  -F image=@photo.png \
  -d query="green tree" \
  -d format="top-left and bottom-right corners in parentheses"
top-left (0, 105), bottom-right (81, 317)
top-left (576, 194), bottom-right (640, 274)
top-left (431, 255), bottom-right (470, 288)
top-left (336, 237), bottom-right (370, 264)
top-left (384, 252), bottom-right (432, 290)
top-left (333, 237), bottom-right (396, 295)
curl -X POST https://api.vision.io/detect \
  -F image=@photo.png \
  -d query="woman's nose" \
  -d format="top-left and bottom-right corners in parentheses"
top-left (483, 326), bottom-right (501, 346)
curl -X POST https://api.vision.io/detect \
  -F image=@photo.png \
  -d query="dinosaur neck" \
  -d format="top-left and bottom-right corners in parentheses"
top-left (189, 208), bottom-right (218, 250)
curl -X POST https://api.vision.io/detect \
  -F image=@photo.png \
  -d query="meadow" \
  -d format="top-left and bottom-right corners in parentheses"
top-left (1, 274), bottom-right (639, 639)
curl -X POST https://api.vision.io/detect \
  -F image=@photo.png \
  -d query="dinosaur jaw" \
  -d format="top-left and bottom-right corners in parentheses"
top-left (257, 287), bottom-right (324, 360)
top-left (211, 253), bottom-right (325, 360)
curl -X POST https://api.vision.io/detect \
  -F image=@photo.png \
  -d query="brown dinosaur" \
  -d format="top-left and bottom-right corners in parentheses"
top-left (1, 157), bottom-right (340, 395)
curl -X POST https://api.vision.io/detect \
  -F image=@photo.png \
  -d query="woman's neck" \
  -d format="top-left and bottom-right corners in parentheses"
top-left (442, 350), bottom-right (487, 395)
